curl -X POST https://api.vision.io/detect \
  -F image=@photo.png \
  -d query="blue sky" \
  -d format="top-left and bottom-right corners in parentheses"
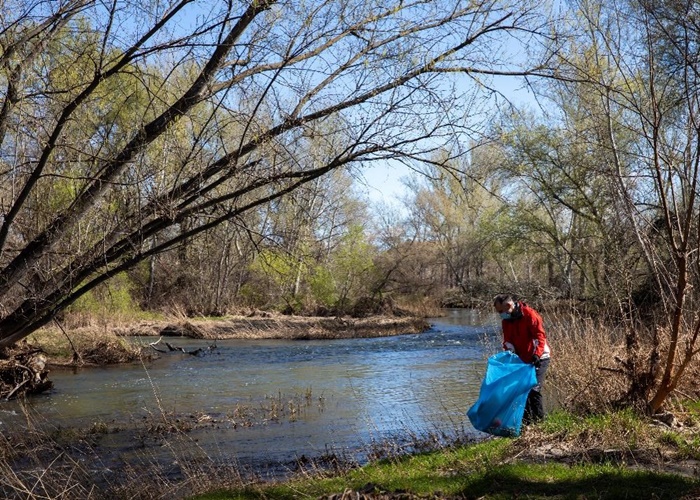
top-left (359, 161), bottom-right (408, 204)
top-left (356, 73), bottom-right (539, 207)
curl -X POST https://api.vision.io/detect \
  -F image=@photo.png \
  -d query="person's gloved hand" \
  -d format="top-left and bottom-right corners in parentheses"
top-left (532, 354), bottom-right (541, 368)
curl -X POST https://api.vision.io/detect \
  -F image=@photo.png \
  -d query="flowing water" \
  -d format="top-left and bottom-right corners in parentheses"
top-left (0, 309), bottom-right (500, 478)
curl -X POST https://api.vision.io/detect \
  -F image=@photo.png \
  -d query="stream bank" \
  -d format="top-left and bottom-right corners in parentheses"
top-left (114, 313), bottom-right (431, 341)
top-left (1, 313), bottom-right (431, 399)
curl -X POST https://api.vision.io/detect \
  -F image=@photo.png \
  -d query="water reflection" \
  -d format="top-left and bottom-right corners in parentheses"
top-left (1, 308), bottom-right (501, 474)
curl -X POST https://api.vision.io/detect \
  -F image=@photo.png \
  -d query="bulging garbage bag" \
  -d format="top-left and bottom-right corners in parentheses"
top-left (467, 351), bottom-right (537, 437)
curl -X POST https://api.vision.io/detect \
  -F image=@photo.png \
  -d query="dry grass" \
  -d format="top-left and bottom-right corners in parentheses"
top-left (544, 312), bottom-right (629, 414)
top-left (391, 296), bottom-right (443, 318)
top-left (26, 327), bottom-right (144, 366)
top-left (545, 311), bottom-right (700, 414)
top-left (0, 393), bottom-right (255, 499)
top-left (81, 314), bottom-right (430, 341)
top-left (0, 408), bottom-right (103, 499)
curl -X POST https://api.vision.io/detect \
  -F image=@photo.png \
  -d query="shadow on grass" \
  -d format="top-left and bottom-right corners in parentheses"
top-left (460, 467), bottom-right (700, 499)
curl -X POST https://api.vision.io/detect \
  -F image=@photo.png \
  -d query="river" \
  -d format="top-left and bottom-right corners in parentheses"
top-left (0, 308), bottom-right (500, 479)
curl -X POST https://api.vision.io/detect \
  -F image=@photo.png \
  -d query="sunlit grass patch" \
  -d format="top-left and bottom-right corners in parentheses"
top-left (538, 408), bottom-right (583, 434)
top-left (189, 438), bottom-right (514, 499)
top-left (582, 408), bottom-right (647, 445)
top-left (678, 399), bottom-right (700, 426)
top-left (535, 407), bottom-right (648, 449)
top-left (188, 438), bottom-right (699, 500)
top-left (687, 399), bottom-right (700, 411)
top-left (354, 437), bottom-right (513, 490)
top-left (658, 431), bottom-right (700, 460)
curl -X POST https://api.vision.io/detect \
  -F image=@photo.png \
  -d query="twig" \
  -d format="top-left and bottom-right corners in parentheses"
top-left (148, 337), bottom-right (168, 353)
top-left (5, 377), bottom-right (30, 400)
top-left (53, 318), bottom-right (83, 365)
top-left (599, 366), bottom-right (626, 374)
top-left (501, 448), bottom-right (527, 464)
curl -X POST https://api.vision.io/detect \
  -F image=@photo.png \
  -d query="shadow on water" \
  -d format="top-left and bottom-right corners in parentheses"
top-left (0, 309), bottom-right (501, 480)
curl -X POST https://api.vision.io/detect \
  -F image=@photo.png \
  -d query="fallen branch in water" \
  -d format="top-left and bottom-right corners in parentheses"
top-left (149, 337), bottom-right (217, 356)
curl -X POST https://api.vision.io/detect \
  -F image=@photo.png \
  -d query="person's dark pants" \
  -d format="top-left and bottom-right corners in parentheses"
top-left (523, 357), bottom-right (550, 425)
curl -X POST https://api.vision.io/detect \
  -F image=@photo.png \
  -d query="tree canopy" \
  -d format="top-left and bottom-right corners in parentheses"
top-left (0, 0), bottom-right (552, 346)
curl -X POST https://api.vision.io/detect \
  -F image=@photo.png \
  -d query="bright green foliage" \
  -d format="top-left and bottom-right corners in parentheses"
top-left (540, 408), bottom-right (646, 448)
top-left (683, 400), bottom-right (700, 427)
top-left (658, 432), bottom-right (700, 460)
top-left (251, 249), bottom-right (300, 289)
top-left (308, 265), bottom-right (337, 307)
top-left (325, 224), bottom-right (376, 310)
top-left (69, 272), bottom-right (138, 318)
top-left (249, 224), bottom-right (376, 312)
top-left (250, 248), bottom-right (305, 308)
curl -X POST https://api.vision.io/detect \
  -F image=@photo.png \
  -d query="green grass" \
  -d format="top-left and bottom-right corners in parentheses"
top-left (686, 400), bottom-right (700, 413)
top-left (539, 407), bottom-right (647, 448)
top-left (658, 431), bottom-right (700, 460)
top-left (188, 435), bottom-right (699, 500)
top-left (541, 407), bottom-right (643, 433)
top-left (682, 399), bottom-right (700, 426)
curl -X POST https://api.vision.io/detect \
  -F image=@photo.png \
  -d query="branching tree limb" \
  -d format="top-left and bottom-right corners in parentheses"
top-left (0, 0), bottom-right (554, 346)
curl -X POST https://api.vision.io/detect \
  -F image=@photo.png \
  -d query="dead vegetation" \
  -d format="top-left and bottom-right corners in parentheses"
top-left (543, 311), bottom-right (700, 416)
top-left (0, 344), bottom-right (53, 399)
top-left (510, 407), bottom-right (700, 479)
top-left (113, 313), bottom-right (431, 341)
top-left (0, 332), bottom-right (144, 398)
top-left (25, 327), bottom-right (146, 367)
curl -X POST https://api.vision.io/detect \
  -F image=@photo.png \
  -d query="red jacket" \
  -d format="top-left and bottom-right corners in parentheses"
top-left (502, 302), bottom-right (550, 363)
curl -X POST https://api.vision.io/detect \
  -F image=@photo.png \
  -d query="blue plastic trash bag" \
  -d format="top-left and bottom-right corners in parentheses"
top-left (467, 351), bottom-right (537, 437)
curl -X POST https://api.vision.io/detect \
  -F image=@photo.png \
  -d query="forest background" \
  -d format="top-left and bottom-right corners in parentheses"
top-left (0, 0), bottom-right (699, 415)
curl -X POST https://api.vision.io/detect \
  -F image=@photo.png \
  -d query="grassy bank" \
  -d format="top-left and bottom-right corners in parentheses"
top-left (193, 454), bottom-right (698, 500)
top-left (189, 409), bottom-right (700, 499)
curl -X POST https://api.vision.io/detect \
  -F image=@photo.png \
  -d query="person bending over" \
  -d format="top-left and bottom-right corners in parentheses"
top-left (493, 293), bottom-right (551, 425)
